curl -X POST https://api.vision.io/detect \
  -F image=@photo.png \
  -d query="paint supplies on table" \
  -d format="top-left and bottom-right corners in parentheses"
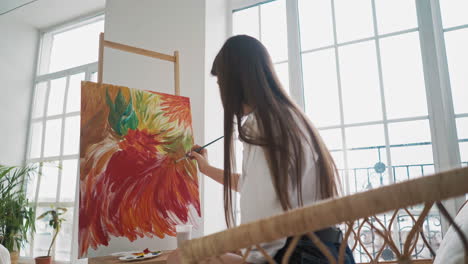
top-left (112, 248), bottom-right (162, 262)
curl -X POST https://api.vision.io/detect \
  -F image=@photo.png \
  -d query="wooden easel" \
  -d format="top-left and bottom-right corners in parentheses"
top-left (85, 34), bottom-right (181, 261)
top-left (97, 32), bottom-right (181, 96)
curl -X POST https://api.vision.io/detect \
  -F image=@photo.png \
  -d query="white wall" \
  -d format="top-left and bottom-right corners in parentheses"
top-left (0, 16), bottom-right (38, 165)
top-left (95, 0), bottom-right (228, 256)
top-left (203, 0), bottom-right (229, 235)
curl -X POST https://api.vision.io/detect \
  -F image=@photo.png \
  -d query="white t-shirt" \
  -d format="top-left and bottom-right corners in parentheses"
top-left (238, 113), bottom-right (320, 263)
top-left (0, 244), bottom-right (11, 264)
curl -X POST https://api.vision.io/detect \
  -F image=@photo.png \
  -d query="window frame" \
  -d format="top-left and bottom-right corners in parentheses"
top-left (230, 0), bottom-right (464, 236)
top-left (36, 13), bottom-right (104, 76)
top-left (232, 1), bottom-right (290, 85)
top-left (23, 13), bottom-right (104, 264)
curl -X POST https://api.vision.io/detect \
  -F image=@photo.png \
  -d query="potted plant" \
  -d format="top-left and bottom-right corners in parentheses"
top-left (0, 164), bottom-right (37, 264)
top-left (34, 207), bottom-right (67, 264)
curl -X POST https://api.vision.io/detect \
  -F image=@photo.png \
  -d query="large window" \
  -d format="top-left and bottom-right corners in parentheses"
top-left (298, 0), bottom-right (432, 195)
top-left (25, 15), bottom-right (104, 263)
top-left (233, 0), bottom-right (290, 92)
top-left (232, 0), bottom-right (463, 262)
top-left (440, 1), bottom-right (468, 167)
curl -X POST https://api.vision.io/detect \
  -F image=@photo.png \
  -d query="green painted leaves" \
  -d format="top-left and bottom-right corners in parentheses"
top-left (106, 88), bottom-right (139, 136)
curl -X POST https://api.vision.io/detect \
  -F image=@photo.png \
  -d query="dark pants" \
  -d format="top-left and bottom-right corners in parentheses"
top-left (273, 235), bottom-right (356, 264)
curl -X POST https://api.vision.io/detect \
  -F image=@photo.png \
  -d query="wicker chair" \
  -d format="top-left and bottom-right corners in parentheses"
top-left (179, 167), bottom-right (468, 264)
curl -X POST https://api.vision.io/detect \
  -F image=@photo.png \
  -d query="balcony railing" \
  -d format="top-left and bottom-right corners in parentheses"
top-left (331, 139), bottom-right (467, 262)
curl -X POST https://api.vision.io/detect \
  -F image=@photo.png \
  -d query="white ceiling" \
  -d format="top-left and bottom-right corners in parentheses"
top-left (0, 0), bottom-right (35, 15)
top-left (0, 0), bottom-right (106, 29)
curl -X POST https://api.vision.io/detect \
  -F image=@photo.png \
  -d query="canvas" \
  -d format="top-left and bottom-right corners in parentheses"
top-left (79, 81), bottom-right (200, 258)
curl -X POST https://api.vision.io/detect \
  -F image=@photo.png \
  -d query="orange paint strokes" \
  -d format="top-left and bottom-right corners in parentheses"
top-left (159, 93), bottom-right (192, 128)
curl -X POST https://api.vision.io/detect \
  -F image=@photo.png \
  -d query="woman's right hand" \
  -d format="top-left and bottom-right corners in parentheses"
top-left (189, 146), bottom-right (238, 190)
top-left (190, 145), bottom-right (210, 174)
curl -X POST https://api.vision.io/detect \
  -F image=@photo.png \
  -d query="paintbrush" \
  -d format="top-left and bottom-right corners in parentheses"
top-left (175, 136), bottom-right (224, 163)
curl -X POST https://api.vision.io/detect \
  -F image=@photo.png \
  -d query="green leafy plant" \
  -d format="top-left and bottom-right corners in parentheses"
top-left (0, 164), bottom-right (37, 252)
top-left (37, 207), bottom-right (67, 257)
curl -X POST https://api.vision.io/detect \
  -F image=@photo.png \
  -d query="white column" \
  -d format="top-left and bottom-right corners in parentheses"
top-left (416, 0), bottom-right (463, 232)
top-left (285, 0), bottom-right (305, 109)
top-left (203, 0), bottom-right (229, 235)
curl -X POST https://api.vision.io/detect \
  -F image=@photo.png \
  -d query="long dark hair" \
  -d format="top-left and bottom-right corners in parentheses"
top-left (211, 35), bottom-right (340, 227)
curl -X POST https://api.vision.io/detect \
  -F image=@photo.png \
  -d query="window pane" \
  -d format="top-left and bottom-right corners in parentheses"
top-left (260, 0), bottom-right (288, 62)
top-left (32, 82), bottom-right (47, 118)
top-left (319, 128), bottom-right (342, 150)
top-left (63, 116), bottom-right (80, 155)
top-left (274, 62), bottom-right (289, 93)
top-left (335, 0), bottom-right (374, 43)
top-left (388, 120), bottom-right (431, 145)
top-left (34, 207), bottom-right (54, 256)
top-left (374, 0), bottom-right (417, 34)
top-left (339, 41), bottom-right (382, 123)
top-left (457, 117), bottom-right (468, 164)
top-left (345, 125), bottom-right (388, 188)
top-left (48, 20), bottom-right (104, 73)
top-left (346, 125), bottom-right (385, 149)
top-left (331, 151), bottom-right (345, 169)
top-left (55, 207), bottom-right (74, 261)
top-left (26, 163), bottom-right (40, 200)
top-left (20, 238), bottom-right (31, 257)
top-left (391, 144), bottom-right (433, 166)
top-left (461, 142), bottom-right (468, 165)
top-left (44, 118), bottom-right (62, 157)
top-left (440, 0), bottom-right (468, 29)
top-left (303, 49), bottom-right (341, 127)
top-left (37, 162), bottom-right (59, 202)
top-left (393, 164), bottom-right (434, 182)
top-left (29, 122), bottom-right (43, 159)
top-left (389, 120), bottom-right (433, 168)
top-left (457, 117), bottom-right (468, 139)
top-left (298, 0), bottom-right (334, 50)
top-left (233, 6), bottom-right (259, 39)
top-left (445, 28), bottom-right (468, 114)
top-left (59, 160), bottom-right (78, 202)
top-left (66, 73), bottom-right (85, 113)
top-left (380, 32), bottom-right (427, 119)
top-left (47, 77), bottom-right (66, 116)
top-left (347, 149), bottom-right (389, 192)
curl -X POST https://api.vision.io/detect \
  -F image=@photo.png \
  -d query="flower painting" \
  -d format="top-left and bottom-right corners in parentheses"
top-left (79, 82), bottom-right (200, 257)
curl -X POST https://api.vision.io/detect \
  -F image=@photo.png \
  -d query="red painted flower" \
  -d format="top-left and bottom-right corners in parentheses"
top-left (79, 129), bottom-right (200, 255)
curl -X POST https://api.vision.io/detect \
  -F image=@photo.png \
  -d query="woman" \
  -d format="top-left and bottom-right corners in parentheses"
top-left (168, 35), bottom-right (355, 263)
